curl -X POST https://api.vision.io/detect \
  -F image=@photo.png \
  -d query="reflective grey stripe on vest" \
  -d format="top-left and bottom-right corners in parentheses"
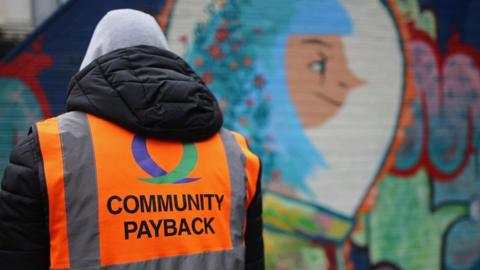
top-left (220, 128), bottom-right (247, 249)
top-left (58, 112), bottom-right (100, 268)
top-left (54, 113), bottom-right (246, 270)
top-left (101, 247), bottom-right (244, 270)
top-left (219, 128), bottom-right (246, 269)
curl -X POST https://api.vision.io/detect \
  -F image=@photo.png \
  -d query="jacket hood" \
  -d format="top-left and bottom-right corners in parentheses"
top-left (66, 45), bottom-right (223, 141)
top-left (80, 9), bottom-right (169, 70)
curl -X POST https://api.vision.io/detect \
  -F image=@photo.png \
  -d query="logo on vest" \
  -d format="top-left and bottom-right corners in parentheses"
top-left (114, 136), bottom-right (224, 241)
top-left (132, 135), bottom-right (200, 184)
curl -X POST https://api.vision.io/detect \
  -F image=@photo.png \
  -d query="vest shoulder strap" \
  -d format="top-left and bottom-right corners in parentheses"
top-left (228, 130), bottom-right (261, 207)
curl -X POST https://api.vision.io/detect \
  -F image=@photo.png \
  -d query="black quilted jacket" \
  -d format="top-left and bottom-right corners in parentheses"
top-left (0, 46), bottom-right (264, 270)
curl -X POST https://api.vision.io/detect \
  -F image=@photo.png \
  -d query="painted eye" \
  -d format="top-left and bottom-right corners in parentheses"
top-left (308, 60), bottom-right (326, 74)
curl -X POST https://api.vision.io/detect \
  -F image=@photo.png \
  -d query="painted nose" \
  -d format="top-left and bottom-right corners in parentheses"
top-left (338, 69), bottom-right (366, 90)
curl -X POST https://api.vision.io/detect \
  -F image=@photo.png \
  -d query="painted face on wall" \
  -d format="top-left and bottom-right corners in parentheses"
top-left (174, 0), bottom-right (405, 246)
top-left (286, 35), bottom-right (365, 128)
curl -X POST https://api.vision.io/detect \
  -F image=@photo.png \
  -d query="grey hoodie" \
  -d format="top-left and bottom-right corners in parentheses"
top-left (67, 9), bottom-right (223, 141)
top-left (80, 9), bottom-right (169, 70)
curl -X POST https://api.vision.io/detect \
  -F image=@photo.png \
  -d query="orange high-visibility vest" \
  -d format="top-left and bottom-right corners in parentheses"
top-left (36, 112), bottom-right (260, 270)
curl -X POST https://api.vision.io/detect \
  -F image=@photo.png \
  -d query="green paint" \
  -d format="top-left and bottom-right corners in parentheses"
top-left (351, 214), bottom-right (368, 247)
top-left (138, 143), bottom-right (198, 184)
top-left (335, 245), bottom-right (347, 270)
top-left (0, 79), bottom-right (43, 182)
top-left (298, 217), bottom-right (318, 231)
top-left (264, 230), bottom-right (328, 270)
top-left (394, 0), bottom-right (436, 38)
top-left (263, 192), bottom-right (352, 239)
top-left (368, 170), bottom-right (468, 270)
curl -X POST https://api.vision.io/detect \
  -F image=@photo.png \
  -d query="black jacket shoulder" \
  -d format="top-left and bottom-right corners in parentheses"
top-left (67, 45), bottom-right (223, 141)
top-left (0, 130), bottom-right (50, 270)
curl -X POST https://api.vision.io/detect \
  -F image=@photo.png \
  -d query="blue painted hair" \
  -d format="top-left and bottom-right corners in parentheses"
top-left (187, 0), bottom-right (353, 197)
top-left (239, 0), bottom-right (352, 37)
top-left (249, 0), bottom-right (353, 196)
top-left (288, 0), bottom-right (352, 34)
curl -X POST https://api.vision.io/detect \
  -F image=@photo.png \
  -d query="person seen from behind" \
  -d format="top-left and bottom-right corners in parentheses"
top-left (0, 9), bottom-right (264, 270)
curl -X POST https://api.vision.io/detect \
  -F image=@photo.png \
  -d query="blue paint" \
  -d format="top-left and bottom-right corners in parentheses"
top-left (288, 0), bottom-right (352, 35)
top-left (0, 78), bottom-right (43, 179)
top-left (349, 243), bottom-right (370, 270)
top-left (419, 0), bottom-right (480, 52)
top-left (251, 0), bottom-right (351, 196)
top-left (4, 0), bottom-right (168, 115)
top-left (444, 217), bottom-right (480, 270)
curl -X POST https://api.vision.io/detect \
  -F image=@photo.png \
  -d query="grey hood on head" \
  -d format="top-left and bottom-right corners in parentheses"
top-left (80, 9), bottom-right (169, 70)
top-left (68, 9), bottom-right (223, 141)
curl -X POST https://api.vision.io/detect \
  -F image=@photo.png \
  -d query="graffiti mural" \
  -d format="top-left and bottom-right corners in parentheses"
top-left (0, 41), bottom-right (52, 176)
top-left (183, 0), bottom-right (403, 262)
top-left (177, 0), bottom-right (480, 269)
top-left (1, 0), bottom-right (479, 269)
top-left (0, 0), bottom-right (172, 179)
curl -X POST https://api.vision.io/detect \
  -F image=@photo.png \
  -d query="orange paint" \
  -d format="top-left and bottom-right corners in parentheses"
top-left (157, 0), bottom-right (175, 30)
top-left (343, 240), bottom-right (353, 270)
top-left (243, 57), bottom-right (252, 66)
top-left (286, 35), bottom-right (365, 128)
